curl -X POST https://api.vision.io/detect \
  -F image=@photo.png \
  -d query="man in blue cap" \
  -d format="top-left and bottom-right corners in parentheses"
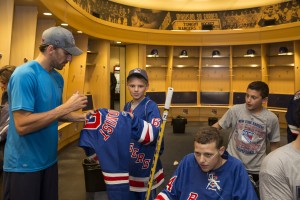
top-left (3, 26), bottom-right (88, 200)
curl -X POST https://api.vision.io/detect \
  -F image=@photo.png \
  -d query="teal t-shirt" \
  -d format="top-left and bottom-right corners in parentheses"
top-left (4, 61), bottom-right (63, 172)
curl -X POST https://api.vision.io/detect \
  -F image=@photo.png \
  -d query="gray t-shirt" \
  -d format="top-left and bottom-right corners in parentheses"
top-left (219, 104), bottom-right (280, 173)
top-left (259, 143), bottom-right (300, 200)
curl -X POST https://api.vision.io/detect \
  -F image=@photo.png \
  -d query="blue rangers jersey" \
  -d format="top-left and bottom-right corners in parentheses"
top-left (123, 96), bottom-right (164, 192)
top-left (156, 152), bottom-right (258, 200)
top-left (79, 109), bottom-right (132, 200)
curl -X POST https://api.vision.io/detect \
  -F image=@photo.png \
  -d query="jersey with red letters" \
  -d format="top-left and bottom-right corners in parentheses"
top-left (79, 109), bottom-right (132, 200)
top-left (124, 96), bottom-right (164, 192)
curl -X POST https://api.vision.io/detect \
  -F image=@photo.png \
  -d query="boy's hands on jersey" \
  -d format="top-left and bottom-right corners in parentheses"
top-left (127, 112), bottom-right (134, 119)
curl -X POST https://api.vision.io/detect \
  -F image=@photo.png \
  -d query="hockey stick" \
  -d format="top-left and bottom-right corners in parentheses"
top-left (145, 87), bottom-right (174, 200)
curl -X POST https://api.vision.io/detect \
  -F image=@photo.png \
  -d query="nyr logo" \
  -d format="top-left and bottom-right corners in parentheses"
top-left (242, 129), bottom-right (254, 143)
top-left (206, 173), bottom-right (221, 192)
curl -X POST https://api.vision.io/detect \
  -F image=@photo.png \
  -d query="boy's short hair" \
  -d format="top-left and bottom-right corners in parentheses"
top-left (127, 68), bottom-right (148, 83)
top-left (194, 127), bottom-right (223, 149)
top-left (0, 65), bottom-right (15, 84)
top-left (247, 81), bottom-right (269, 99)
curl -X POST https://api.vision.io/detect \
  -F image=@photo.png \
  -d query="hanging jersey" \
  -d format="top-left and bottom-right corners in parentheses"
top-left (79, 109), bottom-right (132, 200)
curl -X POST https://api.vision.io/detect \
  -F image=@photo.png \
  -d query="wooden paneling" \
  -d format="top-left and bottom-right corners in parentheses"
top-left (172, 67), bottom-right (198, 91)
top-left (268, 67), bottom-right (294, 94)
top-left (84, 39), bottom-right (110, 109)
top-left (10, 6), bottom-right (38, 66)
top-left (294, 40), bottom-right (300, 91)
top-left (66, 34), bottom-right (88, 99)
top-left (147, 67), bottom-right (167, 91)
top-left (232, 68), bottom-right (262, 92)
top-left (125, 44), bottom-right (146, 103)
top-left (34, 19), bottom-right (56, 58)
top-left (0, 0), bottom-right (14, 66)
top-left (200, 67), bottom-right (230, 91)
top-left (58, 122), bottom-right (84, 151)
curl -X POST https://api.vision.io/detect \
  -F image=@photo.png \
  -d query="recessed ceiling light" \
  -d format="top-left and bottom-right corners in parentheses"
top-left (77, 30), bottom-right (83, 33)
top-left (61, 23), bottom-right (68, 26)
top-left (116, 41), bottom-right (121, 44)
top-left (190, 30), bottom-right (210, 32)
top-left (43, 12), bottom-right (52, 16)
top-left (171, 30), bottom-right (187, 32)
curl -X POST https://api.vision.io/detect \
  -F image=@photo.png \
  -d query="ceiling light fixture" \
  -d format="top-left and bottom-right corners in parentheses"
top-left (190, 30), bottom-right (210, 32)
top-left (43, 12), bottom-right (52, 16)
top-left (170, 30), bottom-right (187, 32)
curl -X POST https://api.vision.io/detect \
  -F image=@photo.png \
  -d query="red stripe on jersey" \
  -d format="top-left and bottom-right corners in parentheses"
top-left (155, 194), bottom-right (166, 200)
top-left (141, 125), bottom-right (151, 144)
top-left (103, 175), bottom-right (129, 181)
top-left (129, 171), bottom-right (164, 188)
top-left (129, 179), bottom-right (145, 187)
top-left (156, 172), bottom-right (164, 183)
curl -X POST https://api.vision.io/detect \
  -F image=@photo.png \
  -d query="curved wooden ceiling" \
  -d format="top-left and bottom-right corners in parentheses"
top-left (14, 0), bottom-right (300, 45)
top-left (38, 0), bottom-right (300, 46)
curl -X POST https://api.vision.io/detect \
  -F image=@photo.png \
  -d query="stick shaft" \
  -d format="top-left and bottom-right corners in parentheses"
top-left (145, 87), bottom-right (173, 200)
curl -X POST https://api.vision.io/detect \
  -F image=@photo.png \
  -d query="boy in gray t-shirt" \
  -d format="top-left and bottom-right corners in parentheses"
top-left (259, 134), bottom-right (300, 200)
top-left (260, 99), bottom-right (300, 200)
top-left (212, 81), bottom-right (280, 186)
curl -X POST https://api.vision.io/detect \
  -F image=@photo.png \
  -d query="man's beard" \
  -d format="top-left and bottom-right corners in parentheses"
top-left (50, 59), bottom-right (65, 70)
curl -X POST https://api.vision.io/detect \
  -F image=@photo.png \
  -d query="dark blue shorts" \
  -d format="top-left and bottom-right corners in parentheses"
top-left (3, 163), bottom-right (58, 200)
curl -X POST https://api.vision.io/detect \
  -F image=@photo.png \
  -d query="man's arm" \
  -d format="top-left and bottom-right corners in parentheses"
top-left (13, 93), bottom-right (87, 135)
top-left (212, 122), bottom-right (222, 130)
top-left (155, 158), bottom-right (185, 200)
top-left (60, 110), bottom-right (94, 122)
top-left (211, 106), bottom-right (235, 131)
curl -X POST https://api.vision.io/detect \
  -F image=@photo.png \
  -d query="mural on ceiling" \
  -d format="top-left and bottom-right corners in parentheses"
top-left (71, 0), bottom-right (300, 30)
